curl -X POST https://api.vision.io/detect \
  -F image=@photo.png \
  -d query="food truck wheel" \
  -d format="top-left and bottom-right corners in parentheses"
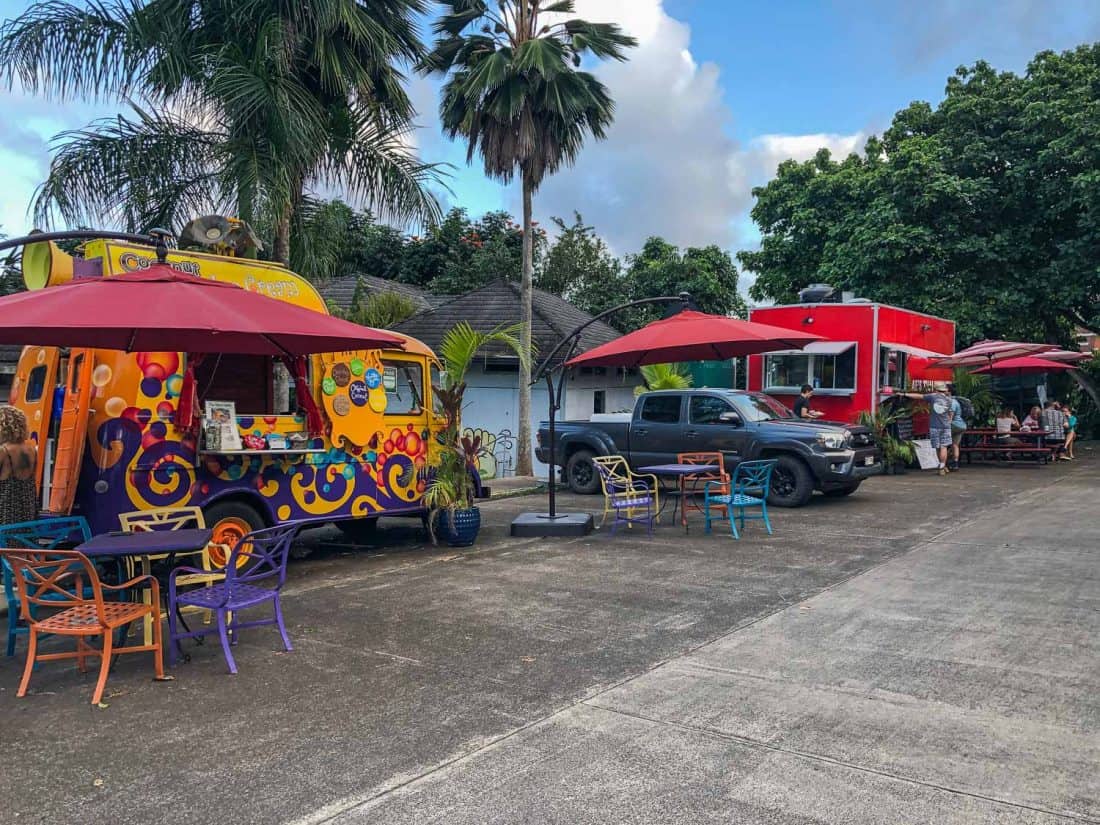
top-left (823, 482), bottom-right (861, 498)
top-left (565, 450), bottom-right (600, 495)
top-left (767, 455), bottom-right (813, 508)
top-left (204, 501), bottom-right (266, 567)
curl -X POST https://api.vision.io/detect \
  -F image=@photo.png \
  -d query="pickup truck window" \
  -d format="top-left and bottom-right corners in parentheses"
top-left (690, 396), bottom-right (733, 424)
top-left (732, 393), bottom-right (795, 422)
top-left (639, 395), bottom-right (681, 423)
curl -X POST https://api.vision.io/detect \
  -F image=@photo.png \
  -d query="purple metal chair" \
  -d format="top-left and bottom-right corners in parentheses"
top-left (167, 522), bottom-right (301, 674)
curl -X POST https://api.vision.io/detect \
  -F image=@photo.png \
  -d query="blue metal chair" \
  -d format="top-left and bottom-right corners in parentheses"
top-left (1, 517), bottom-right (93, 656)
top-left (703, 460), bottom-right (777, 540)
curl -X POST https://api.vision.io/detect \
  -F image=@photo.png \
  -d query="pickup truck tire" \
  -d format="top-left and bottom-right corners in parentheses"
top-left (767, 455), bottom-right (814, 508)
top-left (823, 482), bottom-right (861, 498)
top-left (565, 450), bottom-right (600, 495)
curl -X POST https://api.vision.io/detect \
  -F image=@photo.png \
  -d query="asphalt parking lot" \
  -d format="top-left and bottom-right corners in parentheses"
top-left (1, 453), bottom-right (1096, 824)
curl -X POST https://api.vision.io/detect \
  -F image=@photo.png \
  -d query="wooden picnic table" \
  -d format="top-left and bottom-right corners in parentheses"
top-left (959, 429), bottom-right (1053, 465)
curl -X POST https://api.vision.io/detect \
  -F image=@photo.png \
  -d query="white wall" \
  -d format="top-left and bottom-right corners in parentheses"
top-left (459, 364), bottom-right (642, 479)
top-left (562, 369), bottom-right (642, 420)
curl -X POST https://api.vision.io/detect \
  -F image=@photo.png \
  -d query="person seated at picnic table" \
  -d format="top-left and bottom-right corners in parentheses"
top-left (1020, 405), bottom-right (1042, 431)
top-left (1040, 400), bottom-right (1066, 456)
top-left (994, 407), bottom-right (1021, 445)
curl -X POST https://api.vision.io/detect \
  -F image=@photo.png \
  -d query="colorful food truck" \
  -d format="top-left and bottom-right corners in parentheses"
top-left (9, 236), bottom-right (447, 558)
top-left (746, 285), bottom-right (956, 423)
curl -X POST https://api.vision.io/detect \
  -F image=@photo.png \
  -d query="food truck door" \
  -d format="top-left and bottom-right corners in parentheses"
top-left (9, 346), bottom-right (60, 496)
top-left (47, 349), bottom-right (94, 515)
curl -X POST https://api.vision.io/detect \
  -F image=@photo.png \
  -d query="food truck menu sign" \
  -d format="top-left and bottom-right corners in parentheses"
top-left (321, 351), bottom-right (387, 447)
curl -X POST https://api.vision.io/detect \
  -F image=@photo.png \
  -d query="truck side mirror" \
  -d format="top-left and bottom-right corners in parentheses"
top-left (719, 411), bottom-right (742, 426)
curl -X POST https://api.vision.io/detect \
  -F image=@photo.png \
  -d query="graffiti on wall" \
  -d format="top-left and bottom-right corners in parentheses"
top-left (461, 428), bottom-right (515, 480)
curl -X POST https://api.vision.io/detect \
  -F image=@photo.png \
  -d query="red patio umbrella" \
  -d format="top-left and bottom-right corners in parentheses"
top-left (565, 310), bottom-right (822, 368)
top-left (971, 355), bottom-right (1077, 419)
top-left (929, 339), bottom-right (1058, 368)
top-left (0, 265), bottom-right (402, 355)
top-left (0, 264), bottom-right (405, 431)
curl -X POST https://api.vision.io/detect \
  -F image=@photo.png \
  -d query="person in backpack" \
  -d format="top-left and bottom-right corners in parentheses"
top-left (946, 383), bottom-right (968, 471)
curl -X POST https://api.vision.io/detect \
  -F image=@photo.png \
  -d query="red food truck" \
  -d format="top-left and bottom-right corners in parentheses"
top-left (746, 285), bottom-right (956, 423)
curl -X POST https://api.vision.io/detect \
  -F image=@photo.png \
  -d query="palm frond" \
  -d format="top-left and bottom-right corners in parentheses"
top-left (33, 105), bottom-right (229, 231)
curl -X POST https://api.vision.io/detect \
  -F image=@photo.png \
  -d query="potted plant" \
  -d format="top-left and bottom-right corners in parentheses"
top-left (424, 321), bottom-right (527, 546)
top-left (858, 408), bottom-right (916, 475)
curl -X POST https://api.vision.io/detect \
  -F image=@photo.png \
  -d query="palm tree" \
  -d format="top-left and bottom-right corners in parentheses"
top-left (635, 363), bottom-right (693, 396)
top-left (425, 321), bottom-right (528, 536)
top-left (421, 0), bottom-right (636, 475)
top-left (0, 0), bottom-right (443, 262)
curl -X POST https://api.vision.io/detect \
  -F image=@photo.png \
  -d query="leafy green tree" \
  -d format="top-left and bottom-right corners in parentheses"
top-left (422, 0), bottom-right (636, 473)
top-left (538, 212), bottom-right (619, 296)
top-left (0, 0), bottom-right (442, 263)
top-left (608, 238), bottom-right (746, 332)
top-left (741, 45), bottom-right (1100, 346)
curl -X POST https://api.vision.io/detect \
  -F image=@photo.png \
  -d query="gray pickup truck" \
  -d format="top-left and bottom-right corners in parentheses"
top-left (536, 389), bottom-right (882, 507)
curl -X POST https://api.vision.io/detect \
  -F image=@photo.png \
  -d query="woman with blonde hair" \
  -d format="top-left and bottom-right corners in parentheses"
top-left (0, 405), bottom-right (37, 524)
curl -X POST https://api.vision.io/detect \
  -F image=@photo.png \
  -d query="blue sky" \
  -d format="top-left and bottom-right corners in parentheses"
top-left (2, 0), bottom-right (1100, 273)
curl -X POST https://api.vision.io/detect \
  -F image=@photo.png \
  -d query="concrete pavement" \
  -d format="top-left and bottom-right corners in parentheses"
top-left (1, 453), bottom-right (1096, 824)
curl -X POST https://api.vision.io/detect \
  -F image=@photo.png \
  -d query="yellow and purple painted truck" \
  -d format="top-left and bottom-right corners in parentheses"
top-left (10, 238), bottom-right (450, 559)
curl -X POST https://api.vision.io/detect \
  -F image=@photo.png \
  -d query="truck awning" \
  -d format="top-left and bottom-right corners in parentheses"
top-left (880, 341), bottom-right (948, 359)
top-left (765, 340), bottom-right (856, 357)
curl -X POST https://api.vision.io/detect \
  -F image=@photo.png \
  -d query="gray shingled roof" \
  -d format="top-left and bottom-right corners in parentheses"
top-left (320, 274), bottom-right (436, 313)
top-left (0, 345), bottom-right (22, 372)
top-left (394, 279), bottom-right (621, 365)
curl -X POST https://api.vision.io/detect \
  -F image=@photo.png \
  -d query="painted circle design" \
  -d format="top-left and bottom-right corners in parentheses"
top-left (350, 358), bottom-right (365, 376)
top-left (364, 368), bottom-right (382, 389)
top-left (332, 395), bottom-right (351, 416)
top-left (348, 381), bottom-right (369, 407)
top-left (332, 363), bottom-right (352, 387)
top-left (322, 377), bottom-right (337, 396)
top-left (92, 364), bottom-right (113, 387)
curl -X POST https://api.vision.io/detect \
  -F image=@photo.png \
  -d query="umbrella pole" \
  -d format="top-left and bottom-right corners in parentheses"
top-left (512, 293), bottom-right (693, 538)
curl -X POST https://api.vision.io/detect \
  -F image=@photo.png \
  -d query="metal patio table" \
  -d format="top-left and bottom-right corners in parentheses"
top-left (636, 464), bottom-right (719, 532)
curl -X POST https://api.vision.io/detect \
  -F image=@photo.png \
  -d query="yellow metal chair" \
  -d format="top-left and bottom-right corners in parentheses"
top-left (592, 456), bottom-right (659, 532)
top-left (118, 507), bottom-right (229, 643)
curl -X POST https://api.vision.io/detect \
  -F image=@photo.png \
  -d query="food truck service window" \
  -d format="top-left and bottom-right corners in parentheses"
top-left (879, 346), bottom-right (909, 391)
top-left (382, 359), bottom-right (424, 415)
top-left (764, 342), bottom-right (856, 394)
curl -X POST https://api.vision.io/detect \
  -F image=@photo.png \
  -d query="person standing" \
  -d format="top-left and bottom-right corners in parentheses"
top-left (0, 406), bottom-right (37, 526)
top-left (793, 384), bottom-right (825, 419)
top-left (902, 386), bottom-right (954, 475)
top-left (1062, 405), bottom-right (1077, 460)
top-left (946, 383), bottom-right (967, 471)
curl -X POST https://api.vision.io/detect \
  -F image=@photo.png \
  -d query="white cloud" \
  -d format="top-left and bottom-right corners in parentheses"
top-left (527, 1), bottom-right (864, 258)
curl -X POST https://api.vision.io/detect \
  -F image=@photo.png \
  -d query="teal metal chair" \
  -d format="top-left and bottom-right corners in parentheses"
top-left (703, 460), bottom-right (777, 540)
top-left (2, 517), bottom-right (93, 656)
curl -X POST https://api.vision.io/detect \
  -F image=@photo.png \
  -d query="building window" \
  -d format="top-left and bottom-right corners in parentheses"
top-left (593, 390), bottom-right (606, 415)
top-left (764, 344), bottom-right (856, 392)
top-left (879, 346), bottom-right (908, 391)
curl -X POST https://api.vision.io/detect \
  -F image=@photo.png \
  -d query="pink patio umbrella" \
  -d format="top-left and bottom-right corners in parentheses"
top-left (930, 339), bottom-right (1059, 369)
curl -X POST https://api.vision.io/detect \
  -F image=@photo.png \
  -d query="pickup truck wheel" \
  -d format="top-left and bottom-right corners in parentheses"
top-left (565, 450), bottom-right (600, 495)
top-left (823, 482), bottom-right (861, 498)
top-left (767, 455), bottom-right (814, 507)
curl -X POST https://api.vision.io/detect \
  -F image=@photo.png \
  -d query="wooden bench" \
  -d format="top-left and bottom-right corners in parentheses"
top-left (959, 445), bottom-right (1054, 464)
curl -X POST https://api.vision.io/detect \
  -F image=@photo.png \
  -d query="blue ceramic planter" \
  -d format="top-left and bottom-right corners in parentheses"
top-left (438, 507), bottom-right (481, 547)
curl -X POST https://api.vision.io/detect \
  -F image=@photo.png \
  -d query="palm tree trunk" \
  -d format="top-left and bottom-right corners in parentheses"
top-left (274, 200), bottom-right (293, 267)
top-left (516, 172), bottom-right (535, 476)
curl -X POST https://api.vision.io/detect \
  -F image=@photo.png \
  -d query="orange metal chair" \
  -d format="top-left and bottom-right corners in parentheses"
top-left (0, 548), bottom-right (165, 705)
top-left (677, 452), bottom-right (730, 527)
